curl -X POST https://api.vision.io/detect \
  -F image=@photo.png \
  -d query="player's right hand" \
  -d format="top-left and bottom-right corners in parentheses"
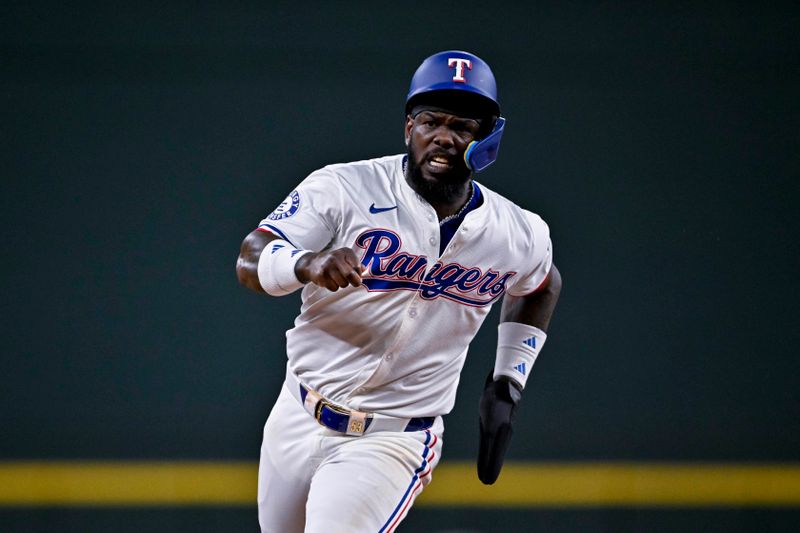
top-left (294, 248), bottom-right (366, 291)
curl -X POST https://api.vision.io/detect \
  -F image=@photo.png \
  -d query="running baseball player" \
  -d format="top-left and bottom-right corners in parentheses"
top-left (236, 50), bottom-right (561, 532)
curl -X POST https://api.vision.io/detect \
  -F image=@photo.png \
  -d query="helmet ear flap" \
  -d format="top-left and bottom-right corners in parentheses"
top-left (464, 117), bottom-right (506, 172)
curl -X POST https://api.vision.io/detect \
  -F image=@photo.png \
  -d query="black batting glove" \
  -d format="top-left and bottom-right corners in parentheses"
top-left (477, 371), bottom-right (523, 485)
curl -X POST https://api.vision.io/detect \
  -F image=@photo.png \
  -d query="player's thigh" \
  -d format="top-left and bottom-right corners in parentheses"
top-left (258, 383), bottom-right (321, 533)
top-left (304, 427), bottom-right (443, 533)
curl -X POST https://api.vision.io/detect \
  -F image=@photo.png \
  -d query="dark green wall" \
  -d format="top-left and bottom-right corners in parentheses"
top-left (2, 2), bottom-right (799, 531)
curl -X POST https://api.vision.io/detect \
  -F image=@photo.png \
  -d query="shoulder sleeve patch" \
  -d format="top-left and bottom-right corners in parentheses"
top-left (267, 190), bottom-right (301, 220)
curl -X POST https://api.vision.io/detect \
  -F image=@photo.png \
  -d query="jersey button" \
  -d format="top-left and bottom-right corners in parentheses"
top-left (408, 308), bottom-right (418, 318)
top-left (356, 387), bottom-right (366, 394)
top-left (385, 354), bottom-right (393, 361)
top-left (428, 236), bottom-right (436, 246)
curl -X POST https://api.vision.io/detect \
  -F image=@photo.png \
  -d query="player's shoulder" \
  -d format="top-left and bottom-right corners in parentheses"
top-left (475, 181), bottom-right (549, 235)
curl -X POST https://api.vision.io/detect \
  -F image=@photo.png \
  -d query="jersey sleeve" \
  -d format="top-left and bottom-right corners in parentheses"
top-left (257, 168), bottom-right (341, 252)
top-left (505, 210), bottom-right (553, 296)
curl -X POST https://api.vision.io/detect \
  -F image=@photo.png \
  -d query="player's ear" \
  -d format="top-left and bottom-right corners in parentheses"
top-left (404, 115), bottom-right (414, 145)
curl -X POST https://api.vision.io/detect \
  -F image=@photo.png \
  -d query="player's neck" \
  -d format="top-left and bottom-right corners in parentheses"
top-left (432, 181), bottom-right (474, 222)
top-left (411, 179), bottom-right (473, 221)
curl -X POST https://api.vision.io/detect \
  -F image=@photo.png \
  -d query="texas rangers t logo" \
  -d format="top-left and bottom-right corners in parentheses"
top-left (447, 58), bottom-right (472, 83)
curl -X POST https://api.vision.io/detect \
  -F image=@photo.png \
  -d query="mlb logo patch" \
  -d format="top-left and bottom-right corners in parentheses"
top-left (513, 362), bottom-right (526, 376)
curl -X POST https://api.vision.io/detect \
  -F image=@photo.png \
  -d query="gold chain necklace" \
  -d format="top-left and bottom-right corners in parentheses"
top-left (439, 183), bottom-right (475, 226)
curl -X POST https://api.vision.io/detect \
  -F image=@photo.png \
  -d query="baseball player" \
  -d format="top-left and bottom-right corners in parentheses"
top-left (236, 50), bottom-right (561, 532)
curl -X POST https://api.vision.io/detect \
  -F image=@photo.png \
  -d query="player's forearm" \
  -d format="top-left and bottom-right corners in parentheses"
top-left (479, 270), bottom-right (561, 485)
top-left (499, 264), bottom-right (562, 332)
top-left (237, 227), bottom-right (365, 296)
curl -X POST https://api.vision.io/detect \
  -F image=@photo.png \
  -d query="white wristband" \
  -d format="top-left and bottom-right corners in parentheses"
top-left (257, 239), bottom-right (311, 296)
top-left (494, 322), bottom-right (547, 389)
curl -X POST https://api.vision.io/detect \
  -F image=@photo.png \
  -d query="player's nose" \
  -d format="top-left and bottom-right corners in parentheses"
top-left (432, 126), bottom-right (456, 149)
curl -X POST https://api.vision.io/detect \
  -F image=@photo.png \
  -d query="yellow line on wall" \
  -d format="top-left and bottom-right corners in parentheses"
top-left (421, 462), bottom-right (800, 507)
top-left (0, 461), bottom-right (256, 506)
top-left (1, 461), bottom-right (799, 507)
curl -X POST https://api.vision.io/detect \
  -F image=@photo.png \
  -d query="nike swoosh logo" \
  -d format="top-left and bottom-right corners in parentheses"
top-left (369, 203), bottom-right (398, 214)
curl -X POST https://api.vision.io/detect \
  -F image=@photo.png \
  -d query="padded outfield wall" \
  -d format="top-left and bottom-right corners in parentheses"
top-left (2, 2), bottom-right (799, 531)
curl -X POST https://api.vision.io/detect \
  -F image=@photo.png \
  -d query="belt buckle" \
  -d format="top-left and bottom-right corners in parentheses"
top-left (313, 397), bottom-right (368, 436)
top-left (313, 398), bottom-right (330, 425)
top-left (314, 398), bottom-right (349, 425)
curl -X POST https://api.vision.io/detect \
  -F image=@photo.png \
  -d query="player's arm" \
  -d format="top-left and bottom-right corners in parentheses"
top-left (499, 263), bottom-right (562, 333)
top-left (236, 229), bottom-right (365, 295)
top-left (477, 264), bottom-right (562, 484)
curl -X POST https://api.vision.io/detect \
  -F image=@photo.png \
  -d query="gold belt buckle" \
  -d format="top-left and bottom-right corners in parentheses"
top-left (310, 391), bottom-right (368, 435)
top-left (313, 398), bottom-right (330, 424)
top-left (314, 398), bottom-right (349, 424)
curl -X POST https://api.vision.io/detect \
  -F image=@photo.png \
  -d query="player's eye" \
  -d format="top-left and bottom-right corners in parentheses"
top-left (416, 114), bottom-right (438, 128)
top-left (458, 121), bottom-right (480, 134)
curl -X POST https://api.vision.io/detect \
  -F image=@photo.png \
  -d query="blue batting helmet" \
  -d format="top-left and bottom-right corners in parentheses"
top-left (406, 50), bottom-right (500, 116)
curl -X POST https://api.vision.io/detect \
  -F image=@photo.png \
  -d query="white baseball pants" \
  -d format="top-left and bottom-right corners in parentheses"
top-left (257, 382), bottom-right (444, 533)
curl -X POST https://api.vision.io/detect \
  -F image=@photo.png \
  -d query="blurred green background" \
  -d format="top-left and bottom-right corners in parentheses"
top-left (2, 1), bottom-right (798, 531)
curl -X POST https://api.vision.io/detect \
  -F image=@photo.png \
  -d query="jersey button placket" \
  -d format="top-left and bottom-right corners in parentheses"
top-left (428, 200), bottom-right (438, 247)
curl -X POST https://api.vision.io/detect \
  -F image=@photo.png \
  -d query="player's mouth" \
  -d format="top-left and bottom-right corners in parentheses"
top-left (426, 154), bottom-right (455, 173)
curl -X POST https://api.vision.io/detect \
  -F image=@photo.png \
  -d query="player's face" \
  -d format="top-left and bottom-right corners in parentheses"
top-left (404, 111), bottom-right (481, 203)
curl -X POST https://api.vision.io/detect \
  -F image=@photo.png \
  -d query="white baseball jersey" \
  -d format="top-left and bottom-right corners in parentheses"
top-left (258, 154), bottom-right (552, 418)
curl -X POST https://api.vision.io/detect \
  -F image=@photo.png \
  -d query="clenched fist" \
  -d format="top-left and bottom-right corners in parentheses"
top-left (295, 248), bottom-right (366, 292)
